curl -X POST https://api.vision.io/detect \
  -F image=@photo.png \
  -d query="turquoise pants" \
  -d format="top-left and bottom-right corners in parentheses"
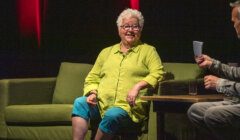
top-left (72, 96), bottom-right (136, 134)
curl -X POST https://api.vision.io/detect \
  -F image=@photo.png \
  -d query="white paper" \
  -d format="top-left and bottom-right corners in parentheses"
top-left (193, 41), bottom-right (203, 57)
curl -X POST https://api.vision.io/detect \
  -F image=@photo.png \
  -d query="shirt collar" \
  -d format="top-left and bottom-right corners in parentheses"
top-left (113, 41), bottom-right (142, 54)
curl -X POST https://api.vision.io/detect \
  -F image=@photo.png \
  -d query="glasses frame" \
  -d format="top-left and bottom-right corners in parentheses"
top-left (120, 24), bottom-right (141, 31)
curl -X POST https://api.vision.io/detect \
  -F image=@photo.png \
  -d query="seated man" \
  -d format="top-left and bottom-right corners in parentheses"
top-left (187, 1), bottom-right (240, 140)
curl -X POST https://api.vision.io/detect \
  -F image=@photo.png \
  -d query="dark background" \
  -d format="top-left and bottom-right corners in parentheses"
top-left (0, 0), bottom-right (239, 78)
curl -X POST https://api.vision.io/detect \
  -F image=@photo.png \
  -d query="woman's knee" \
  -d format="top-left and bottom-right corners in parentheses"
top-left (104, 107), bottom-right (127, 121)
top-left (72, 96), bottom-right (90, 119)
top-left (73, 96), bottom-right (87, 106)
top-left (99, 107), bottom-right (129, 134)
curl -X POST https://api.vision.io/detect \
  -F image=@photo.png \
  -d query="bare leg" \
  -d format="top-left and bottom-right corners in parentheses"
top-left (95, 128), bottom-right (114, 140)
top-left (72, 116), bottom-right (88, 140)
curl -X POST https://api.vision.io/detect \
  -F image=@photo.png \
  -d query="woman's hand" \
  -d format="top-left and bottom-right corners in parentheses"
top-left (127, 81), bottom-right (148, 107)
top-left (127, 86), bottom-right (139, 107)
top-left (204, 75), bottom-right (219, 90)
top-left (86, 90), bottom-right (98, 106)
top-left (195, 54), bottom-right (213, 68)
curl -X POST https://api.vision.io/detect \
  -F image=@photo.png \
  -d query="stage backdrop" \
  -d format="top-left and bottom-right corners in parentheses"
top-left (0, 0), bottom-right (239, 78)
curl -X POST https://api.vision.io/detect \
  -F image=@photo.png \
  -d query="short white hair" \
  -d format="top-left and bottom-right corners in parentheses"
top-left (116, 8), bottom-right (144, 28)
top-left (230, 0), bottom-right (240, 7)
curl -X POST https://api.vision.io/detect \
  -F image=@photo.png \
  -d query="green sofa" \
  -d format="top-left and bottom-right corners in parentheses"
top-left (0, 62), bottom-right (205, 140)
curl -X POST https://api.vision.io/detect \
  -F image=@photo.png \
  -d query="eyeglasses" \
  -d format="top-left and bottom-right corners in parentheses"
top-left (120, 24), bottom-right (141, 31)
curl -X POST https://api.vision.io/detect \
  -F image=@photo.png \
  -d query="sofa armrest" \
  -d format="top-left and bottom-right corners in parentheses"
top-left (0, 77), bottom-right (56, 138)
top-left (158, 79), bottom-right (217, 95)
top-left (0, 77), bottom-right (56, 106)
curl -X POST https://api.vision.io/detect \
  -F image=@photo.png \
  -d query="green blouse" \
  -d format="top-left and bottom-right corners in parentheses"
top-left (84, 42), bottom-right (165, 123)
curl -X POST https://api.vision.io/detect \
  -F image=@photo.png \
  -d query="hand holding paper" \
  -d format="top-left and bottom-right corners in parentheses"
top-left (193, 41), bottom-right (203, 57)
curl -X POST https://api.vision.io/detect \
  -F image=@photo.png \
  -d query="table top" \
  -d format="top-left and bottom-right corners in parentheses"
top-left (141, 94), bottom-right (224, 103)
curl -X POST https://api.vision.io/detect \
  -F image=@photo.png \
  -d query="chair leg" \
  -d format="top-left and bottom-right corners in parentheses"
top-left (120, 133), bottom-right (138, 140)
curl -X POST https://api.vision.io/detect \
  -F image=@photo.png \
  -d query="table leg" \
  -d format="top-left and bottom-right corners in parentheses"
top-left (157, 112), bottom-right (165, 140)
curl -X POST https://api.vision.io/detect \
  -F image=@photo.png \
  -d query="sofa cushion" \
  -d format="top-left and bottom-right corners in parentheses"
top-left (5, 104), bottom-right (72, 125)
top-left (52, 62), bottom-right (93, 104)
top-left (163, 63), bottom-right (204, 80)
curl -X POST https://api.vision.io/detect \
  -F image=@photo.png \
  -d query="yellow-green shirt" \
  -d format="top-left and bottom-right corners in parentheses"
top-left (84, 42), bottom-right (165, 123)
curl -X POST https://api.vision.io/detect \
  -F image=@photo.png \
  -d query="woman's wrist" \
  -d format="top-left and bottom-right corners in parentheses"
top-left (89, 90), bottom-right (98, 95)
top-left (134, 81), bottom-right (148, 91)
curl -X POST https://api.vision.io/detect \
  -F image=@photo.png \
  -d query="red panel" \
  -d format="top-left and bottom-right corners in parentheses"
top-left (35, 0), bottom-right (41, 47)
top-left (130, 0), bottom-right (139, 10)
top-left (17, 0), bottom-right (42, 48)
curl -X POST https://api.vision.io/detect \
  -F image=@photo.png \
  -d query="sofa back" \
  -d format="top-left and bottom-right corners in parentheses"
top-left (162, 62), bottom-right (204, 80)
top-left (159, 62), bottom-right (205, 95)
top-left (52, 62), bottom-right (93, 104)
top-left (52, 62), bottom-right (203, 104)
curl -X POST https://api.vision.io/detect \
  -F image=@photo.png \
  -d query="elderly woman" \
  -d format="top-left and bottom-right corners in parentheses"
top-left (72, 8), bottom-right (165, 140)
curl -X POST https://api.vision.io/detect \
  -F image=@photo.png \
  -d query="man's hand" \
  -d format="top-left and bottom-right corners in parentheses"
top-left (204, 75), bottom-right (219, 90)
top-left (195, 54), bottom-right (213, 68)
